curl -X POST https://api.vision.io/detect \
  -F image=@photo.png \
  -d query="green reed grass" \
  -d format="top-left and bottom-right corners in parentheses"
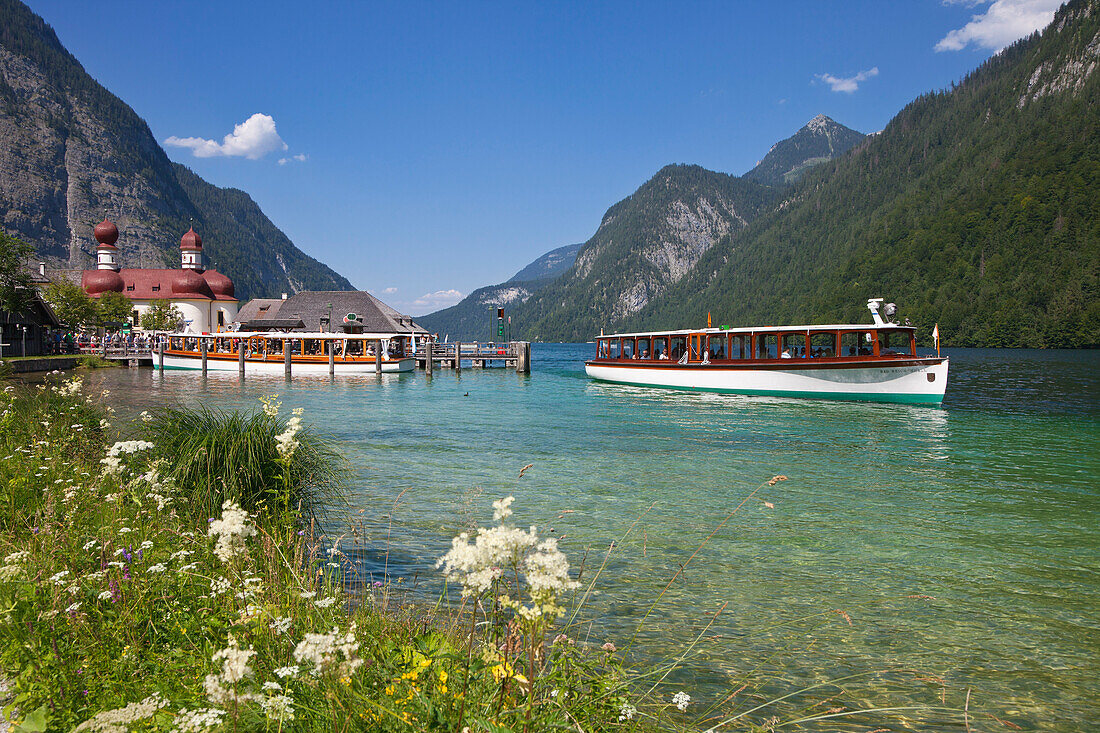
top-left (144, 404), bottom-right (342, 519)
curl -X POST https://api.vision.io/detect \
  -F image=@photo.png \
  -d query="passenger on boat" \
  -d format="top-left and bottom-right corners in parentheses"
top-left (640, 347), bottom-right (649, 358)
top-left (658, 350), bottom-right (669, 360)
top-left (781, 348), bottom-right (792, 359)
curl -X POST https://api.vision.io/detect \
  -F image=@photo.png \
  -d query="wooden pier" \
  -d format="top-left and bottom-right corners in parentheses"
top-left (416, 341), bottom-right (530, 373)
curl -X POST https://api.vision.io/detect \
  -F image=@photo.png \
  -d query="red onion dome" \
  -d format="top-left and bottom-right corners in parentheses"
top-left (171, 268), bottom-right (215, 298)
top-left (202, 269), bottom-right (235, 298)
top-left (84, 269), bottom-right (125, 295)
top-left (180, 226), bottom-right (203, 250)
top-left (94, 218), bottom-right (119, 246)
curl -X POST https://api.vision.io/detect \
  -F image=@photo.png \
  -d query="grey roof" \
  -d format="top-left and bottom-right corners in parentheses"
top-left (241, 318), bottom-right (305, 331)
top-left (237, 292), bottom-right (426, 334)
top-left (236, 299), bottom-right (285, 324)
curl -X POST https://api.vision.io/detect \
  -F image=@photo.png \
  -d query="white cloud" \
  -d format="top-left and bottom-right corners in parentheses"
top-left (412, 289), bottom-right (464, 309)
top-left (935, 0), bottom-right (1061, 52)
top-left (165, 113), bottom-right (289, 160)
top-left (816, 67), bottom-right (879, 93)
top-left (278, 154), bottom-right (308, 165)
top-left (381, 287), bottom-right (398, 294)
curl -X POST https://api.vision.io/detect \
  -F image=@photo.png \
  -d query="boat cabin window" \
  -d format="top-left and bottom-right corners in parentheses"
top-left (609, 340), bottom-right (620, 359)
top-left (780, 333), bottom-right (806, 358)
top-left (877, 329), bottom-right (915, 356)
top-left (840, 330), bottom-right (875, 357)
top-left (756, 333), bottom-right (778, 359)
top-left (652, 337), bottom-right (668, 360)
top-left (347, 340), bottom-right (364, 356)
top-left (707, 335), bottom-right (726, 361)
top-left (729, 334), bottom-right (749, 360)
top-left (622, 339), bottom-right (635, 359)
top-left (636, 337), bottom-right (651, 359)
top-left (597, 340), bottom-right (609, 358)
top-left (669, 336), bottom-right (686, 361)
top-left (808, 331), bottom-right (837, 358)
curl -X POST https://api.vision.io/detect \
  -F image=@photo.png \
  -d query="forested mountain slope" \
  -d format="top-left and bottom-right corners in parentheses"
top-left (628, 0), bottom-right (1099, 348)
top-left (515, 165), bottom-right (780, 341)
top-left (0, 0), bottom-right (352, 298)
top-left (744, 115), bottom-right (866, 187)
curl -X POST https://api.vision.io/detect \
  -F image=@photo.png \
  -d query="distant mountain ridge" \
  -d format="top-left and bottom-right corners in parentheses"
top-left (508, 242), bottom-right (582, 283)
top-left (0, 0), bottom-right (353, 299)
top-left (744, 114), bottom-right (866, 187)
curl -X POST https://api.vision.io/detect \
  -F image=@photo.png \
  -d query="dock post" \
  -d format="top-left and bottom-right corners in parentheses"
top-left (157, 341), bottom-right (164, 371)
top-left (375, 341), bottom-right (382, 374)
top-left (516, 341), bottom-right (530, 373)
top-left (328, 341), bottom-right (335, 375)
top-left (200, 340), bottom-right (208, 375)
top-left (238, 341), bottom-right (245, 376)
top-left (425, 338), bottom-right (433, 376)
top-left (455, 342), bottom-right (461, 372)
top-left (284, 343), bottom-right (291, 378)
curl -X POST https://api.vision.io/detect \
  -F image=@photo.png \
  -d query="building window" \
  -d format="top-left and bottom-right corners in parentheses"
top-left (217, 311), bottom-right (225, 327)
top-left (151, 285), bottom-right (160, 292)
top-left (126, 284), bottom-right (135, 291)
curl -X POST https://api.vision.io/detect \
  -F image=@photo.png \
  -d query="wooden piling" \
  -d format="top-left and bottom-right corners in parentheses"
top-left (455, 342), bottom-right (461, 372)
top-left (238, 341), bottom-right (245, 376)
top-left (374, 341), bottom-right (382, 374)
top-left (200, 340), bottom-right (208, 375)
top-left (284, 343), bottom-right (291, 377)
top-left (425, 338), bottom-right (433, 376)
top-left (328, 341), bottom-right (335, 375)
top-left (157, 341), bottom-right (164, 371)
top-left (516, 341), bottom-right (531, 373)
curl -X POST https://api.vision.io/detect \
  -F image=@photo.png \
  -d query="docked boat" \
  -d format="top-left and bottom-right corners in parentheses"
top-left (153, 332), bottom-right (417, 374)
top-left (585, 300), bottom-right (948, 404)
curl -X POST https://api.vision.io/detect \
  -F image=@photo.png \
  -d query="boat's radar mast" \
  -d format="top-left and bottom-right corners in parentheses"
top-left (867, 298), bottom-right (900, 325)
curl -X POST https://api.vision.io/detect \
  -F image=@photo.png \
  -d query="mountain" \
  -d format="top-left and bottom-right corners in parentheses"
top-left (743, 114), bottom-right (867, 187)
top-left (629, 0), bottom-right (1100, 348)
top-left (0, 0), bottom-right (352, 299)
top-left (508, 242), bottom-right (583, 283)
top-left (514, 164), bottom-right (781, 341)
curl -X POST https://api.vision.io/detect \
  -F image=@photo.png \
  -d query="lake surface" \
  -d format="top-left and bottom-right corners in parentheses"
top-left (79, 345), bottom-right (1099, 730)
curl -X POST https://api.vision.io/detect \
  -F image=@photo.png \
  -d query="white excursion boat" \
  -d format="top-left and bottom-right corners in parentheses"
top-left (154, 332), bottom-right (417, 374)
top-left (585, 299), bottom-right (948, 404)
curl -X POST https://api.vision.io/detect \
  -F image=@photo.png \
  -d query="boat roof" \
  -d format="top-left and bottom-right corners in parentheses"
top-left (598, 323), bottom-right (915, 338)
top-left (172, 331), bottom-right (415, 340)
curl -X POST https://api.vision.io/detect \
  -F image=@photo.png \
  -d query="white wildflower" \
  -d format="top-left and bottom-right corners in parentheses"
top-left (204, 635), bottom-right (258, 704)
top-left (260, 694), bottom-right (294, 722)
top-left (73, 692), bottom-right (168, 732)
top-left (492, 495), bottom-right (515, 521)
top-left (170, 550), bottom-right (194, 561)
top-left (139, 540), bottom-right (154, 550)
top-left (313, 597), bottom-right (336, 608)
top-left (292, 623), bottom-right (363, 677)
top-left (49, 570), bottom-right (71, 585)
top-left (260, 394), bottom-right (280, 418)
top-left (262, 681), bottom-right (282, 692)
top-left (672, 691), bottom-right (691, 711)
top-left (269, 616), bottom-right (292, 634)
top-left (210, 577), bottom-right (231, 596)
top-left (101, 440), bottom-right (155, 475)
top-left (66, 602), bottom-right (82, 613)
top-left (207, 500), bottom-right (256, 563)
top-left (172, 707), bottom-right (225, 733)
top-left (274, 415), bottom-right (302, 460)
top-left (139, 410), bottom-right (153, 423)
top-left (4, 551), bottom-right (29, 564)
top-left (298, 590), bottom-right (317, 600)
top-left (273, 665), bottom-right (299, 679)
top-left (147, 563), bottom-right (167, 574)
top-left (98, 590), bottom-right (113, 601)
top-left (619, 703), bottom-right (637, 721)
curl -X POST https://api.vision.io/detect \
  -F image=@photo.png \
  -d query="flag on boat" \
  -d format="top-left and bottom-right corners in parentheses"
top-left (932, 324), bottom-right (940, 357)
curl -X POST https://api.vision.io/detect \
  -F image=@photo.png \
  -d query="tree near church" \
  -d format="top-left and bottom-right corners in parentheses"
top-left (96, 290), bottom-right (133, 325)
top-left (0, 232), bottom-right (34, 314)
top-left (140, 299), bottom-right (184, 332)
top-left (42, 280), bottom-right (98, 328)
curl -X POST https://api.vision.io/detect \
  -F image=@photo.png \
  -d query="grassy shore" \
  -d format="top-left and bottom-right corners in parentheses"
top-left (0, 375), bottom-right (673, 732)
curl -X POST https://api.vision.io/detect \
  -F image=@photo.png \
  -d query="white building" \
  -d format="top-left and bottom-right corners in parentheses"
top-left (81, 219), bottom-right (238, 333)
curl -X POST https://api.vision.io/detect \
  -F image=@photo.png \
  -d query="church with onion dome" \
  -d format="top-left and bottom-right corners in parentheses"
top-left (80, 218), bottom-right (238, 333)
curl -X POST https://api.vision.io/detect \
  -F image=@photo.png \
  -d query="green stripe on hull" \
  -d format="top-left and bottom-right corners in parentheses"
top-left (590, 376), bottom-right (944, 405)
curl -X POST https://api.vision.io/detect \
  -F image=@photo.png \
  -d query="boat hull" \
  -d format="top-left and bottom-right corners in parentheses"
top-left (155, 353), bottom-right (416, 374)
top-left (584, 358), bottom-right (949, 404)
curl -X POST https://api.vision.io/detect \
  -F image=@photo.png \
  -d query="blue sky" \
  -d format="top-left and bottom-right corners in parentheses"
top-left (27, 0), bottom-right (1061, 314)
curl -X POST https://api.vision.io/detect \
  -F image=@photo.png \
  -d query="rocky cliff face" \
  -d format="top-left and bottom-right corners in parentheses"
top-left (0, 0), bottom-right (352, 298)
top-left (513, 164), bottom-right (780, 340)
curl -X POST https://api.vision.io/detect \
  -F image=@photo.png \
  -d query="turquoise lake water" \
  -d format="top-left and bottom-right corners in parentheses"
top-left (82, 345), bottom-right (1099, 730)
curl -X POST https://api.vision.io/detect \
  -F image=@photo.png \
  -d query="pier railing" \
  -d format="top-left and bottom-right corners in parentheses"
top-left (418, 341), bottom-right (530, 373)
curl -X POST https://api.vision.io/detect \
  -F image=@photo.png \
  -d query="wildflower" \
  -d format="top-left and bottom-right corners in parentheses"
top-left (292, 624), bottom-right (363, 677)
top-left (314, 597), bottom-right (336, 608)
top-left (147, 563), bottom-right (167, 574)
top-left (139, 410), bottom-right (153, 423)
top-left (492, 495), bottom-right (515, 521)
top-left (50, 570), bottom-right (71, 586)
top-left (259, 394), bottom-right (280, 418)
top-left (262, 681), bottom-right (282, 692)
top-left (618, 703), bottom-right (637, 721)
top-left (66, 602), bottom-right (82, 614)
top-left (101, 440), bottom-right (155, 474)
top-left (170, 550), bottom-right (194, 561)
top-left (274, 414), bottom-right (303, 460)
top-left (97, 591), bottom-right (113, 601)
top-left (204, 635), bottom-right (259, 704)
top-left (299, 590), bottom-right (317, 599)
top-left (4, 551), bottom-right (29, 564)
top-left (139, 540), bottom-right (154, 550)
top-left (672, 691), bottom-right (691, 711)
top-left (172, 708), bottom-right (225, 733)
top-left (273, 665), bottom-right (299, 678)
top-left (209, 577), bottom-right (231, 595)
top-left (260, 694), bottom-right (294, 722)
top-left (601, 642), bottom-right (617, 653)
top-left (73, 692), bottom-right (168, 732)
top-left (208, 500), bottom-right (256, 563)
